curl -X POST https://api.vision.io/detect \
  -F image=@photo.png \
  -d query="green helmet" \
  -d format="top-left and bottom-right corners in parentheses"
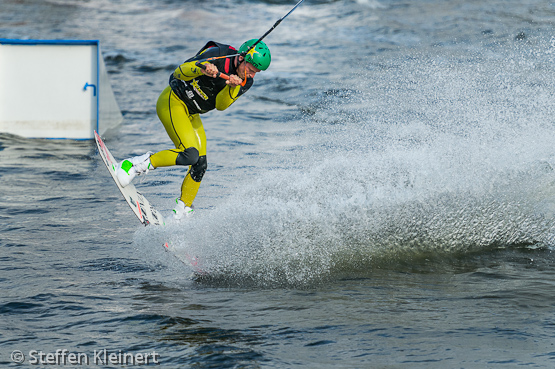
top-left (239, 39), bottom-right (271, 71)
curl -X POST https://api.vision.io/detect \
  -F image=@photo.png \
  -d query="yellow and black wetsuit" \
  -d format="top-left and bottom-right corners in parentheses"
top-left (149, 41), bottom-right (253, 207)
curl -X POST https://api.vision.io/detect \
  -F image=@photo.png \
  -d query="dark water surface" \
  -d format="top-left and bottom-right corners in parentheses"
top-left (2, 0), bottom-right (555, 367)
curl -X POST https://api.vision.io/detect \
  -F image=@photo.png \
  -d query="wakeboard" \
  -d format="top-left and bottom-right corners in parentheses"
top-left (94, 131), bottom-right (204, 274)
top-left (94, 130), bottom-right (164, 226)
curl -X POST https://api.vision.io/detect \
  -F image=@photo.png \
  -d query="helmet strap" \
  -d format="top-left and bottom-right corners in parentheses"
top-left (239, 57), bottom-right (248, 85)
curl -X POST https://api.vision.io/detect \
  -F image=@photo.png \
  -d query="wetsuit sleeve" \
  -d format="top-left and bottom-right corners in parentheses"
top-left (215, 85), bottom-right (241, 111)
top-left (173, 61), bottom-right (205, 81)
top-left (173, 45), bottom-right (220, 81)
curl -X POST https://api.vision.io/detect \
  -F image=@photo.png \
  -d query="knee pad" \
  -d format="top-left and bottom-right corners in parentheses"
top-left (189, 155), bottom-right (207, 182)
top-left (176, 147), bottom-right (200, 166)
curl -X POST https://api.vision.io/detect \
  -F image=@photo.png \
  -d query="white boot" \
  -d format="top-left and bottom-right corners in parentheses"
top-left (173, 199), bottom-right (194, 220)
top-left (116, 151), bottom-right (154, 187)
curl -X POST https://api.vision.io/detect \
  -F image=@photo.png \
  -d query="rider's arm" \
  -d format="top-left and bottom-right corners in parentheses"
top-left (215, 85), bottom-right (241, 111)
top-left (173, 61), bottom-right (205, 81)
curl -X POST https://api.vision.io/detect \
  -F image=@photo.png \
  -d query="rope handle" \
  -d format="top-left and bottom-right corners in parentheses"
top-left (195, 60), bottom-right (247, 87)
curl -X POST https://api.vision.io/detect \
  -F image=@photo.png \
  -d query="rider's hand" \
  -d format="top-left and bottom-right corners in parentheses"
top-left (201, 63), bottom-right (219, 78)
top-left (226, 74), bottom-right (243, 88)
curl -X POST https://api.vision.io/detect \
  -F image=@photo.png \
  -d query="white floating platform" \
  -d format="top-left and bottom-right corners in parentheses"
top-left (0, 39), bottom-right (123, 139)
